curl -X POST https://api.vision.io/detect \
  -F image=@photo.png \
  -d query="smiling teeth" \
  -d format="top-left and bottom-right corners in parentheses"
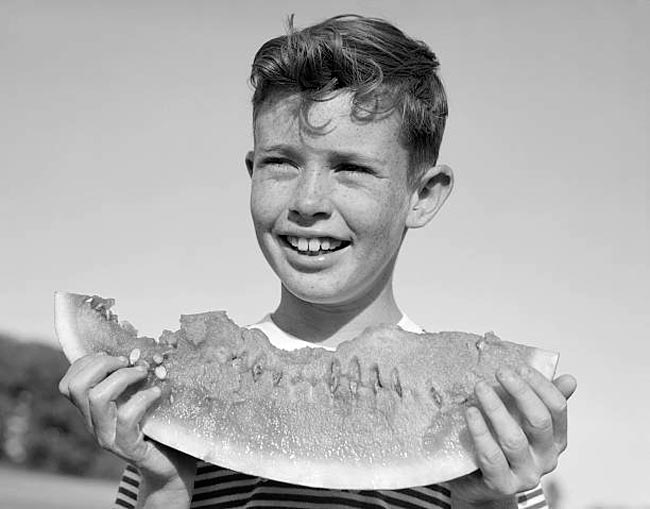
top-left (288, 236), bottom-right (343, 252)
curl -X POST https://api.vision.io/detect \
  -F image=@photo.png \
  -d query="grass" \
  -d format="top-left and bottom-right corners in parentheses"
top-left (0, 465), bottom-right (119, 509)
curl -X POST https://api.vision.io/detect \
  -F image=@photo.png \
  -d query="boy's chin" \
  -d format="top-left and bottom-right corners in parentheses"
top-left (281, 280), bottom-right (354, 307)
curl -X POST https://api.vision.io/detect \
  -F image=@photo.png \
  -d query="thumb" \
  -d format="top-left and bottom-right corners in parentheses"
top-left (553, 374), bottom-right (577, 400)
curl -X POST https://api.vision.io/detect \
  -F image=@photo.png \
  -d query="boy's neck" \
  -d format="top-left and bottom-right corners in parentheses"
top-left (271, 281), bottom-right (403, 349)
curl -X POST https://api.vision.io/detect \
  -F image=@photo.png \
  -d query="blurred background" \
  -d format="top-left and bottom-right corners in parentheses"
top-left (1, 1), bottom-right (648, 507)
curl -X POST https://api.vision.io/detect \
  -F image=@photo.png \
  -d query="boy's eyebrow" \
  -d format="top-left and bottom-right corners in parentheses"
top-left (256, 144), bottom-right (298, 155)
top-left (257, 144), bottom-right (385, 166)
top-left (329, 151), bottom-right (385, 166)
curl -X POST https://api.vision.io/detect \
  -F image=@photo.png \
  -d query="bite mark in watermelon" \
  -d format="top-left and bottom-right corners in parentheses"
top-left (54, 291), bottom-right (558, 490)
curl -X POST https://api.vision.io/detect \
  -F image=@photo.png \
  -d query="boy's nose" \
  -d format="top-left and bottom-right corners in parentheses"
top-left (289, 170), bottom-right (333, 220)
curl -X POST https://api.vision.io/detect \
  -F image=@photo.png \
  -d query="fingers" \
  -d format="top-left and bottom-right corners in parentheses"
top-left (473, 381), bottom-right (536, 478)
top-left (518, 367), bottom-right (572, 449)
top-left (466, 367), bottom-right (576, 496)
top-left (88, 365), bottom-right (151, 446)
top-left (58, 352), bottom-right (109, 396)
top-left (59, 354), bottom-right (129, 429)
top-left (496, 368), bottom-right (554, 452)
top-left (114, 386), bottom-right (162, 462)
top-left (465, 381), bottom-right (539, 493)
top-left (553, 373), bottom-right (578, 400)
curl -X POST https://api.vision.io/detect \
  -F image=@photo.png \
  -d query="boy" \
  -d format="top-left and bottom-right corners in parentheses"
top-left (59, 14), bottom-right (576, 509)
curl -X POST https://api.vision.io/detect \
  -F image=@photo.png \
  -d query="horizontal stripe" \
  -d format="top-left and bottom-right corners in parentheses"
top-left (192, 480), bottom-right (258, 501)
top-left (117, 486), bottom-right (138, 500)
top-left (195, 471), bottom-right (260, 487)
top-left (192, 494), bottom-right (255, 508)
top-left (517, 486), bottom-right (544, 502)
top-left (121, 475), bottom-right (139, 489)
top-left (249, 491), bottom-right (392, 509)
top-left (412, 484), bottom-right (452, 497)
top-left (397, 486), bottom-right (451, 503)
top-left (373, 490), bottom-right (450, 509)
top-left (114, 496), bottom-right (135, 509)
top-left (525, 501), bottom-right (548, 509)
top-left (194, 478), bottom-right (260, 494)
top-left (193, 498), bottom-right (360, 509)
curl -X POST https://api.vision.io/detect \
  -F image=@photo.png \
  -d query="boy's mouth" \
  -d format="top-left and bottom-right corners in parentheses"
top-left (280, 235), bottom-right (350, 256)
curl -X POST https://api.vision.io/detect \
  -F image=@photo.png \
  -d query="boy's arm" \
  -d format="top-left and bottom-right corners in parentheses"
top-left (114, 463), bottom-right (193, 509)
top-left (114, 464), bottom-right (140, 508)
top-left (447, 367), bottom-right (576, 507)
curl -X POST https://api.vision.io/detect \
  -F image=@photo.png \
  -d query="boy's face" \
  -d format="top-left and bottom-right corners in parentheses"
top-left (246, 92), bottom-right (420, 308)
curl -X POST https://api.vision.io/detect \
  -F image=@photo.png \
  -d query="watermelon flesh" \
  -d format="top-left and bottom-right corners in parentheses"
top-left (54, 291), bottom-right (559, 490)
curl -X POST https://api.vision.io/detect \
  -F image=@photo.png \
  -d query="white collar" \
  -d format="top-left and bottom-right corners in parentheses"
top-left (249, 313), bottom-right (423, 352)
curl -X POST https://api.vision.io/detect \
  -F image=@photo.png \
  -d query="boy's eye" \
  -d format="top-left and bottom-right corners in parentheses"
top-left (257, 157), bottom-right (298, 173)
top-left (261, 157), bottom-right (293, 167)
top-left (336, 164), bottom-right (373, 175)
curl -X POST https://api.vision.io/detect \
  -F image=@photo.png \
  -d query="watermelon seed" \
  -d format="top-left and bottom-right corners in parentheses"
top-left (370, 364), bottom-right (382, 393)
top-left (152, 354), bottom-right (164, 365)
top-left (128, 348), bottom-right (141, 365)
top-left (231, 357), bottom-right (244, 371)
top-left (391, 367), bottom-right (403, 398)
top-left (348, 356), bottom-right (361, 395)
top-left (154, 365), bottom-right (167, 380)
top-left (329, 359), bottom-right (341, 393)
top-left (252, 362), bottom-right (264, 382)
top-left (429, 385), bottom-right (443, 408)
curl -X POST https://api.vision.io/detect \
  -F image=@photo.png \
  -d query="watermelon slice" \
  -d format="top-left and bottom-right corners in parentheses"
top-left (54, 291), bottom-right (558, 490)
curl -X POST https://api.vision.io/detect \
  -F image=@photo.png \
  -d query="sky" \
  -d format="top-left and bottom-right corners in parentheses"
top-left (1, 1), bottom-right (648, 507)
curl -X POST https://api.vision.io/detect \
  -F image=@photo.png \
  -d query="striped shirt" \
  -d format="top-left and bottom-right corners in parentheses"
top-left (115, 462), bottom-right (547, 508)
top-left (114, 315), bottom-right (548, 508)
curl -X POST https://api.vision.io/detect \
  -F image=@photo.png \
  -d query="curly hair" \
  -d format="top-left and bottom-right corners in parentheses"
top-left (249, 14), bottom-right (448, 186)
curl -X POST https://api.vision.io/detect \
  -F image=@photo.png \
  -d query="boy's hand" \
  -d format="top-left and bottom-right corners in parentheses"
top-left (59, 353), bottom-right (196, 506)
top-left (447, 366), bottom-right (577, 506)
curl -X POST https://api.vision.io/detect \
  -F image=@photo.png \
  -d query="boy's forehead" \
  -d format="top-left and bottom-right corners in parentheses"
top-left (253, 91), bottom-right (403, 148)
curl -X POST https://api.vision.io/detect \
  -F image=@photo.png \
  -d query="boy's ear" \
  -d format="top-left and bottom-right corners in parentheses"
top-left (406, 164), bottom-right (454, 229)
top-left (245, 151), bottom-right (254, 178)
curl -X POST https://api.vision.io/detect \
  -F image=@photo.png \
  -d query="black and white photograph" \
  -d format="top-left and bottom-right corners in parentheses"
top-left (1, 1), bottom-right (648, 508)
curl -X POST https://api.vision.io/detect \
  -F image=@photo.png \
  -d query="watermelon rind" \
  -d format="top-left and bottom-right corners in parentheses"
top-left (54, 291), bottom-right (96, 362)
top-left (54, 291), bottom-right (559, 490)
top-left (142, 418), bottom-right (478, 489)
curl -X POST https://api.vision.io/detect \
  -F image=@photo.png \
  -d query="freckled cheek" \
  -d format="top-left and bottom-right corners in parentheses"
top-left (355, 207), bottom-right (404, 247)
top-left (250, 185), bottom-right (283, 230)
top-left (362, 198), bottom-right (409, 251)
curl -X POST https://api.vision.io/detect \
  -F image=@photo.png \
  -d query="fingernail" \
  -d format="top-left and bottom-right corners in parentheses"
top-left (518, 365), bottom-right (531, 378)
top-left (498, 367), bottom-right (514, 380)
top-left (475, 380), bottom-right (490, 395)
top-left (466, 406), bottom-right (481, 420)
